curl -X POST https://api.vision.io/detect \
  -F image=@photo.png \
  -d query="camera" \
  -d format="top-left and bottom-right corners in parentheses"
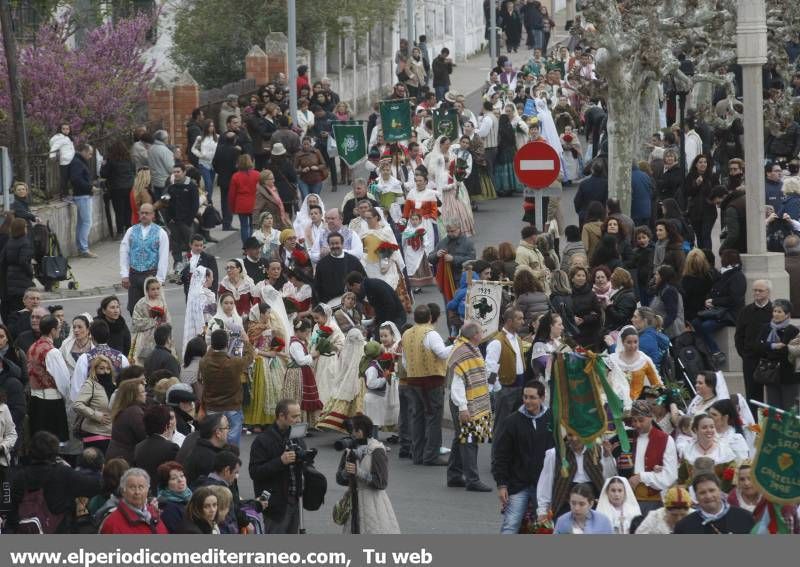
top-left (334, 436), bottom-right (358, 452)
top-left (287, 439), bottom-right (318, 463)
top-left (260, 490), bottom-right (271, 502)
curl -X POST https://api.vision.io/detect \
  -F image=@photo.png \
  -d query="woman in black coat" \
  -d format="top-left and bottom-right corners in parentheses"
top-left (569, 266), bottom-right (603, 349)
top-left (682, 154), bottom-right (718, 249)
top-left (100, 140), bottom-right (136, 237)
top-left (0, 219), bottom-right (34, 317)
top-left (95, 296), bottom-right (132, 356)
top-left (691, 249), bottom-right (747, 368)
top-left (267, 153), bottom-right (299, 215)
top-left (603, 268), bottom-right (637, 334)
top-left (757, 298), bottom-right (800, 411)
top-left (680, 249), bottom-right (714, 322)
top-left (500, 1), bottom-right (523, 52)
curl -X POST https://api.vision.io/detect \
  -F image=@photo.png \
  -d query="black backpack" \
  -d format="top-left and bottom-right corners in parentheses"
top-left (672, 331), bottom-right (713, 384)
top-left (302, 465), bottom-right (327, 511)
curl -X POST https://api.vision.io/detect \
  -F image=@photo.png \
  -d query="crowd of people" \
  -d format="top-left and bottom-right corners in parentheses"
top-left (1, 2), bottom-right (799, 537)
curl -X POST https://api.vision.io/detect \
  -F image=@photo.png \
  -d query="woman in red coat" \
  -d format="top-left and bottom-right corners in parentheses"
top-left (228, 154), bottom-right (260, 246)
top-left (99, 468), bottom-right (169, 534)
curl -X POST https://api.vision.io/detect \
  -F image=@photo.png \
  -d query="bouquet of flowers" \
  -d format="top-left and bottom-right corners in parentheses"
top-left (378, 352), bottom-right (395, 374)
top-left (315, 325), bottom-right (335, 355)
top-left (149, 306), bottom-right (166, 321)
top-left (519, 509), bottom-right (553, 534)
top-left (283, 297), bottom-right (300, 315)
top-left (270, 336), bottom-right (286, 353)
top-left (291, 247), bottom-right (310, 266)
top-left (449, 158), bottom-right (469, 182)
top-left (405, 227), bottom-right (426, 251)
top-left (377, 241), bottom-right (400, 259)
top-left (562, 133), bottom-right (574, 143)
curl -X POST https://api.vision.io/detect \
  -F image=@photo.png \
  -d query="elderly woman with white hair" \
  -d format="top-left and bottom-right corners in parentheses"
top-left (99, 468), bottom-right (170, 533)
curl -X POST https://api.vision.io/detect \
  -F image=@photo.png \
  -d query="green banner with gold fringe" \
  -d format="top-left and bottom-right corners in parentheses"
top-left (752, 405), bottom-right (800, 505)
top-left (379, 98), bottom-right (412, 142)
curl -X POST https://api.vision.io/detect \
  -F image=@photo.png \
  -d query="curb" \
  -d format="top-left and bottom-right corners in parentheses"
top-left (41, 229), bottom-right (242, 300)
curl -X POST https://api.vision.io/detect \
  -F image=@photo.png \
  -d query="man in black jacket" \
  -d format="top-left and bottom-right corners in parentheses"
top-left (249, 399), bottom-right (307, 534)
top-left (143, 325), bottom-right (181, 380)
top-left (314, 233), bottom-right (366, 303)
top-left (164, 163), bottom-right (200, 267)
top-left (7, 288), bottom-right (41, 339)
top-left (492, 380), bottom-right (554, 534)
top-left (193, 450), bottom-right (262, 534)
top-left (674, 473), bottom-right (754, 534)
top-left (0, 356), bottom-right (26, 448)
top-left (185, 108), bottom-right (204, 167)
top-left (212, 132), bottom-right (241, 231)
top-left (180, 235), bottom-right (219, 298)
top-left (133, 404), bottom-right (179, 496)
top-left (345, 272), bottom-right (407, 339)
top-left (734, 280), bottom-right (773, 408)
top-left (69, 143), bottom-right (98, 258)
top-left (574, 160), bottom-right (608, 224)
top-left (432, 48), bottom-right (455, 101)
top-left (179, 413), bottom-right (230, 486)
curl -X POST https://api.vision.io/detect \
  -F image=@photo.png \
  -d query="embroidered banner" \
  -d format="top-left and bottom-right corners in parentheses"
top-left (752, 406), bottom-right (800, 505)
top-left (331, 121), bottom-right (367, 167)
top-left (379, 99), bottom-right (413, 142)
top-left (465, 280), bottom-right (503, 337)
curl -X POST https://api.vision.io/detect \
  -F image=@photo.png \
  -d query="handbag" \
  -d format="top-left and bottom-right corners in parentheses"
top-left (72, 380), bottom-right (94, 437)
top-left (697, 307), bottom-right (727, 321)
top-left (201, 204), bottom-right (223, 229)
top-left (753, 359), bottom-right (782, 385)
top-left (41, 255), bottom-right (69, 281)
top-left (332, 490), bottom-right (351, 525)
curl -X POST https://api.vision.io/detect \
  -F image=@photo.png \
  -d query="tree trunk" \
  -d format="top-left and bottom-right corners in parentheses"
top-left (607, 88), bottom-right (638, 215)
top-left (0, 0), bottom-right (30, 184)
top-left (637, 81), bottom-right (661, 161)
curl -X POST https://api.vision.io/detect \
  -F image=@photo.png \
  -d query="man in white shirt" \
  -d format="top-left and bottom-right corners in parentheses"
top-left (684, 116), bottom-right (703, 170)
top-left (476, 100), bottom-right (499, 176)
top-left (119, 203), bottom-right (170, 314)
top-left (401, 304), bottom-right (453, 466)
top-left (604, 400), bottom-right (678, 513)
top-left (308, 208), bottom-right (363, 264)
top-left (485, 308), bottom-right (526, 442)
top-left (537, 433), bottom-right (615, 520)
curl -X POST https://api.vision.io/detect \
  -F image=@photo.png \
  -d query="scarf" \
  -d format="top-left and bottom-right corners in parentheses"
top-left (592, 281), bottom-right (612, 305)
top-left (767, 318), bottom-right (792, 343)
top-left (653, 239), bottom-right (667, 268)
top-left (96, 373), bottom-right (116, 400)
top-left (157, 487), bottom-right (192, 505)
top-left (126, 500), bottom-right (152, 524)
top-left (699, 500), bottom-right (730, 525)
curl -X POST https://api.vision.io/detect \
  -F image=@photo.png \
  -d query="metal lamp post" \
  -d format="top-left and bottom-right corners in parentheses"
top-left (288, 0), bottom-right (298, 125)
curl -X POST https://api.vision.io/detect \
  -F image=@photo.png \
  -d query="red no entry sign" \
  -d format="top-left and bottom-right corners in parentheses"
top-left (513, 141), bottom-right (560, 188)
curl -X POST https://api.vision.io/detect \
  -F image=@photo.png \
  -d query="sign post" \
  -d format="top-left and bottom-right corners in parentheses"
top-left (513, 141), bottom-right (561, 231)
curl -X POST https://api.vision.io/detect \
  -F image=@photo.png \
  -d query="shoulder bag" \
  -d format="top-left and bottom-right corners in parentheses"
top-left (753, 358), bottom-right (781, 385)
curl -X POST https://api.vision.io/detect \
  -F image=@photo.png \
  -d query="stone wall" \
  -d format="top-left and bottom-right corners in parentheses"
top-left (31, 190), bottom-right (111, 257)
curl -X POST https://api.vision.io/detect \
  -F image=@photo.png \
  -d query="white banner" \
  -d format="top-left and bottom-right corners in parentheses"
top-left (465, 280), bottom-right (504, 338)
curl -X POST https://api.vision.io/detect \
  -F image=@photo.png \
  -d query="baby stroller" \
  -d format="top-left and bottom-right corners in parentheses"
top-left (32, 222), bottom-right (78, 291)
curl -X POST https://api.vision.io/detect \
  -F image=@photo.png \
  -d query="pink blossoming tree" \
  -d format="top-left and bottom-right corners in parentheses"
top-left (0, 11), bottom-right (156, 150)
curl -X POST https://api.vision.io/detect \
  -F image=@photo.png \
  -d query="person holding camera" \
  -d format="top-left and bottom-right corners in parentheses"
top-left (335, 415), bottom-right (400, 534)
top-left (249, 399), bottom-right (308, 534)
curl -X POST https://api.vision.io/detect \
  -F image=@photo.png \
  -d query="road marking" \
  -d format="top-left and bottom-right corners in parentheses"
top-left (520, 159), bottom-right (555, 170)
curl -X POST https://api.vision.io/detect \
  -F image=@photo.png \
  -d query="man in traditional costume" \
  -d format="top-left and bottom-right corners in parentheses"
top-left (446, 322), bottom-right (493, 492)
top-left (401, 304), bottom-right (452, 466)
top-left (485, 308), bottom-right (527, 443)
top-left (604, 400), bottom-right (678, 514)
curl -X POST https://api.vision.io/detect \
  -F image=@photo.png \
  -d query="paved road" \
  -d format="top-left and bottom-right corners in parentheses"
top-left (39, 81), bottom-right (587, 536)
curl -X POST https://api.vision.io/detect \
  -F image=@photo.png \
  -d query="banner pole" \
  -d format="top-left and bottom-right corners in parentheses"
top-left (750, 399), bottom-right (800, 420)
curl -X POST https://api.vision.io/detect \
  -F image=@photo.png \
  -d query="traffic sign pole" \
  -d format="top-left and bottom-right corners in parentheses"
top-left (514, 141), bottom-right (561, 232)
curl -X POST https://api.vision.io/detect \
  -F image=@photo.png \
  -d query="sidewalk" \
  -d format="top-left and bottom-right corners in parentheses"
top-left (45, 8), bottom-right (571, 299)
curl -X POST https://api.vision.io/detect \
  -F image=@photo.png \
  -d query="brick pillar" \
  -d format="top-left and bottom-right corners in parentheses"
top-left (147, 77), bottom-right (174, 138)
top-left (172, 71), bottom-right (200, 151)
top-left (246, 45), bottom-right (270, 86)
top-left (265, 32), bottom-right (289, 81)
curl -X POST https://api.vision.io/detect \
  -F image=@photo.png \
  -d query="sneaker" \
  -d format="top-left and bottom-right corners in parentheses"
top-left (79, 251), bottom-right (98, 258)
top-left (466, 481), bottom-right (493, 493)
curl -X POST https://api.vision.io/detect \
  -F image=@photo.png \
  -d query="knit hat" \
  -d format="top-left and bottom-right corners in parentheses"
top-left (630, 400), bottom-right (652, 417)
top-left (166, 383), bottom-right (196, 406)
top-left (279, 228), bottom-right (296, 244)
top-left (663, 486), bottom-right (691, 510)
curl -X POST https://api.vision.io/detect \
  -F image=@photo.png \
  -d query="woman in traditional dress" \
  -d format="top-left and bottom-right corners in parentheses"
top-left (377, 321), bottom-right (401, 435)
top-left (560, 125), bottom-right (583, 185)
top-left (402, 170), bottom-right (440, 246)
top-left (360, 341), bottom-right (388, 440)
top-left (401, 211), bottom-right (435, 288)
top-left (319, 296), bottom-right (367, 433)
top-left (293, 193), bottom-right (325, 239)
top-left (361, 207), bottom-right (413, 313)
top-left (218, 258), bottom-right (255, 316)
top-left (310, 303), bottom-right (345, 405)
top-left (595, 476), bottom-right (641, 535)
top-left (251, 212), bottom-right (283, 261)
top-left (335, 414), bottom-right (400, 534)
top-left (708, 399), bottom-right (751, 462)
top-left (59, 314), bottom-right (94, 377)
top-left (425, 136), bottom-right (474, 236)
top-left (605, 326), bottom-right (661, 408)
top-left (206, 292), bottom-right (245, 356)
top-left (244, 303), bottom-right (287, 430)
top-left (462, 120), bottom-right (496, 202)
top-left (374, 160), bottom-right (405, 223)
top-left (686, 371), bottom-right (725, 416)
top-left (284, 318), bottom-right (322, 427)
top-left (131, 277), bottom-right (170, 365)
top-left (678, 413), bottom-right (738, 484)
top-left (493, 113), bottom-right (522, 197)
top-left (183, 266), bottom-right (216, 355)
top-left (529, 312), bottom-right (567, 381)
top-left (727, 462), bottom-right (800, 533)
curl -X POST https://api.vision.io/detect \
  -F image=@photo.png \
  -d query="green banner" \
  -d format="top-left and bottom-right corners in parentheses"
top-left (379, 98), bottom-right (412, 142)
top-left (331, 121), bottom-right (367, 167)
top-left (752, 406), bottom-right (800, 505)
top-left (551, 353), bottom-right (608, 445)
top-left (433, 108), bottom-right (459, 140)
